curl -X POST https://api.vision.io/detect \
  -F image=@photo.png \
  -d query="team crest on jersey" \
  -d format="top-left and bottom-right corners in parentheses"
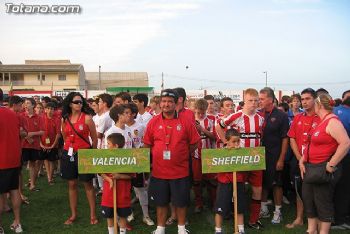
top-left (312, 122), bottom-right (317, 128)
top-left (298, 121), bottom-right (302, 125)
top-left (338, 110), bottom-right (342, 115)
top-left (314, 131), bottom-right (320, 137)
top-left (128, 132), bottom-right (132, 138)
top-left (134, 129), bottom-right (139, 136)
top-left (159, 125), bottom-right (163, 130)
top-left (176, 124), bottom-right (182, 131)
top-left (270, 117), bottom-right (276, 123)
top-left (79, 124), bottom-right (83, 130)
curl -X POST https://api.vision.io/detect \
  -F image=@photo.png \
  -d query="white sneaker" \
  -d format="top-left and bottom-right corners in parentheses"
top-left (143, 216), bottom-right (155, 226)
top-left (282, 196), bottom-right (290, 205)
top-left (0, 226), bottom-right (4, 234)
top-left (271, 211), bottom-right (282, 224)
top-left (266, 199), bottom-right (273, 205)
top-left (178, 229), bottom-right (190, 234)
top-left (10, 224), bottom-right (23, 233)
top-left (259, 209), bottom-right (270, 218)
top-left (127, 212), bottom-right (134, 222)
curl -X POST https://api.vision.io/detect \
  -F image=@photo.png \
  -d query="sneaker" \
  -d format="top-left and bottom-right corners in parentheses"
top-left (0, 226), bottom-right (4, 234)
top-left (127, 212), bottom-right (135, 222)
top-left (194, 206), bottom-right (203, 213)
top-left (143, 216), bottom-right (155, 226)
top-left (282, 196), bottom-right (290, 205)
top-left (10, 224), bottom-right (23, 233)
top-left (259, 209), bottom-right (270, 218)
top-left (178, 229), bottom-right (190, 234)
top-left (248, 220), bottom-right (264, 230)
top-left (271, 211), bottom-right (282, 224)
top-left (331, 223), bottom-right (350, 230)
top-left (266, 199), bottom-right (273, 205)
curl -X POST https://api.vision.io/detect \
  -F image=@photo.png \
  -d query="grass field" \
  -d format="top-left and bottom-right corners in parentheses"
top-left (1, 173), bottom-right (346, 234)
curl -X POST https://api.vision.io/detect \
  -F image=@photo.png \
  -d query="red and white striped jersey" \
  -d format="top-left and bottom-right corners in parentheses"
top-left (199, 116), bottom-right (215, 149)
top-left (220, 111), bottom-right (264, 147)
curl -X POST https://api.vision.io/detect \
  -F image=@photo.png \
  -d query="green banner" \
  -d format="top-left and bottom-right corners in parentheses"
top-left (201, 147), bottom-right (265, 173)
top-left (78, 148), bottom-right (150, 174)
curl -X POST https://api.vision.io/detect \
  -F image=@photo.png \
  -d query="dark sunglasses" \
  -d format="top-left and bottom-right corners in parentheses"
top-left (71, 100), bottom-right (83, 105)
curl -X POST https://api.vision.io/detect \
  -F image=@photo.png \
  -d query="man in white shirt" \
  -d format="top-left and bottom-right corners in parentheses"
top-left (133, 94), bottom-right (153, 127)
top-left (97, 94), bottom-right (114, 149)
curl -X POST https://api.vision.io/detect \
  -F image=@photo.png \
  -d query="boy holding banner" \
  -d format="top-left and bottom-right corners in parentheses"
top-left (101, 133), bottom-right (133, 234)
top-left (214, 129), bottom-right (246, 234)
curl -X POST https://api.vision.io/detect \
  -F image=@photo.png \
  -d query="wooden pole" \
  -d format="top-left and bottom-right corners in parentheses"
top-left (233, 172), bottom-right (238, 234)
top-left (113, 179), bottom-right (118, 234)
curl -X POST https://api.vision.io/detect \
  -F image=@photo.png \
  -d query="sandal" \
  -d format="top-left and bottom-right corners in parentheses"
top-left (21, 197), bottom-right (30, 205)
top-left (90, 217), bottom-right (99, 225)
top-left (286, 221), bottom-right (303, 229)
top-left (64, 217), bottom-right (76, 225)
top-left (166, 217), bottom-right (177, 225)
top-left (29, 187), bottom-right (40, 192)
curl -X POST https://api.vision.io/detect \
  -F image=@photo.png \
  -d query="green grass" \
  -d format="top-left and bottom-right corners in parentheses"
top-left (1, 172), bottom-right (346, 234)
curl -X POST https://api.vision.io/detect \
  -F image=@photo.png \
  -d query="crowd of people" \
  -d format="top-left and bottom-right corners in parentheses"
top-left (0, 86), bottom-right (350, 234)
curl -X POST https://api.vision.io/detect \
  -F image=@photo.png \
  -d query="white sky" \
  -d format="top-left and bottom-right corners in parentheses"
top-left (0, 0), bottom-right (349, 97)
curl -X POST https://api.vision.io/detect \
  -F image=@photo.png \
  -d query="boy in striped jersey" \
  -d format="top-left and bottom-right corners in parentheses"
top-left (215, 88), bottom-right (264, 231)
top-left (192, 99), bottom-right (216, 213)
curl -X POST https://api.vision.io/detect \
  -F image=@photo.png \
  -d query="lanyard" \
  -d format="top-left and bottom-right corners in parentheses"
top-left (68, 112), bottom-right (82, 143)
top-left (159, 115), bottom-right (178, 150)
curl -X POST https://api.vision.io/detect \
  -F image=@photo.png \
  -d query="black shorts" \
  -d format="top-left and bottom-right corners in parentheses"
top-left (0, 167), bottom-right (20, 194)
top-left (149, 176), bottom-right (190, 207)
top-left (302, 181), bottom-right (335, 223)
top-left (101, 206), bottom-right (132, 218)
top-left (40, 148), bottom-right (58, 161)
top-left (214, 182), bottom-right (246, 217)
top-left (60, 150), bottom-right (94, 182)
top-left (263, 169), bottom-right (283, 189)
top-left (22, 148), bottom-right (40, 162)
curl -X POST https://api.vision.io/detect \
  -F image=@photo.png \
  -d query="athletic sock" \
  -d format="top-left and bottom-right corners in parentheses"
top-left (108, 226), bottom-right (114, 234)
top-left (238, 224), bottom-right (245, 233)
top-left (156, 226), bottom-right (165, 234)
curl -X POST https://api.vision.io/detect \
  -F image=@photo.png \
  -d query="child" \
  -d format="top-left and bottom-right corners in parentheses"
top-left (39, 102), bottom-right (61, 184)
top-left (192, 98), bottom-right (216, 212)
top-left (214, 129), bottom-right (247, 234)
top-left (101, 133), bottom-right (133, 234)
top-left (126, 103), bottom-right (154, 226)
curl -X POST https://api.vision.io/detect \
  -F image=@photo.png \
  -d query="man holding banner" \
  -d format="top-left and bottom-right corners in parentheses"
top-left (215, 88), bottom-right (265, 233)
top-left (143, 89), bottom-right (200, 234)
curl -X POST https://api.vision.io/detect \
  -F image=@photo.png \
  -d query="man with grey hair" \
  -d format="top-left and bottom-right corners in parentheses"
top-left (259, 87), bottom-right (289, 224)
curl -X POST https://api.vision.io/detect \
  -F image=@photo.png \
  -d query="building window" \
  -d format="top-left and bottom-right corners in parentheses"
top-left (37, 74), bottom-right (45, 81)
top-left (58, 74), bottom-right (66, 81)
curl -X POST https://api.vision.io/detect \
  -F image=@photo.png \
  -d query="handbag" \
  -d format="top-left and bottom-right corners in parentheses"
top-left (303, 133), bottom-right (341, 184)
top-left (66, 116), bottom-right (93, 149)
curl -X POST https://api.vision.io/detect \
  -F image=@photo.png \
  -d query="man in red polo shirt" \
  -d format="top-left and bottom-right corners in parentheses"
top-left (286, 88), bottom-right (320, 229)
top-left (0, 89), bottom-right (23, 233)
top-left (144, 89), bottom-right (200, 234)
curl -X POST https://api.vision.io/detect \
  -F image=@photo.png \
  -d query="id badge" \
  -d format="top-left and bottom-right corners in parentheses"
top-left (45, 137), bottom-right (51, 144)
top-left (163, 150), bottom-right (171, 160)
top-left (68, 147), bottom-right (74, 157)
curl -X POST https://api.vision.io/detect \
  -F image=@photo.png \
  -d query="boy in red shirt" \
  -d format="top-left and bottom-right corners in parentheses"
top-left (21, 97), bottom-right (44, 191)
top-left (101, 133), bottom-right (133, 234)
top-left (214, 129), bottom-right (246, 234)
top-left (40, 102), bottom-right (61, 185)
